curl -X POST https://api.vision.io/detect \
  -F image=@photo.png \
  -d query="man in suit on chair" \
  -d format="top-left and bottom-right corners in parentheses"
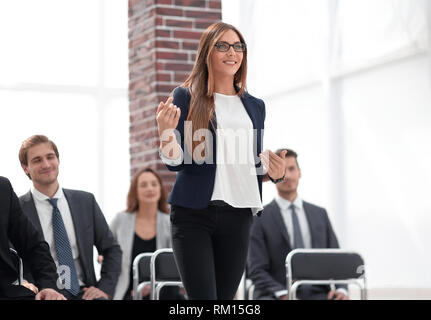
top-left (247, 148), bottom-right (349, 300)
top-left (18, 134), bottom-right (122, 300)
top-left (0, 176), bottom-right (66, 300)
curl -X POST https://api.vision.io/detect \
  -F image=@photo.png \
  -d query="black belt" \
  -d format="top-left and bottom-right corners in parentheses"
top-left (208, 200), bottom-right (230, 207)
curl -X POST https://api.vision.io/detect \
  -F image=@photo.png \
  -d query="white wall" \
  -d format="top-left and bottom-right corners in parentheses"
top-left (342, 54), bottom-right (431, 288)
top-left (0, 0), bottom-right (130, 224)
top-left (223, 0), bottom-right (431, 291)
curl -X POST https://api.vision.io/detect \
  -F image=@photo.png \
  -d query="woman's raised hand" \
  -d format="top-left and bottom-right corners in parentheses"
top-left (259, 149), bottom-right (287, 181)
top-left (156, 96), bottom-right (181, 139)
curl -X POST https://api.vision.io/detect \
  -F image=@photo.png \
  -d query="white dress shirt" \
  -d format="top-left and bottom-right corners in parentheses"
top-left (274, 195), bottom-right (312, 249)
top-left (31, 185), bottom-right (85, 286)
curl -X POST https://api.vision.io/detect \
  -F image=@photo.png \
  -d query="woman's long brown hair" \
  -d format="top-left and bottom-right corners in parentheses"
top-left (126, 168), bottom-right (169, 214)
top-left (182, 22), bottom-right (248, 155)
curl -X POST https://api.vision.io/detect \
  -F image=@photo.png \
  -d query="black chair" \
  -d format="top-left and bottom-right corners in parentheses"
top-left (285, 249), bottom-right (367, 300)
top-left (132, 252), bottom-right (153, 300)
top-left (150, 248), bottom-right (184, 300)
top-left (9, 248), bottom-right (23, 286)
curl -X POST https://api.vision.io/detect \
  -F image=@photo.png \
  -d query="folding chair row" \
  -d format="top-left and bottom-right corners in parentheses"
top-left (133, 248), bottom-right (366, 300)
top-left (132, 248), bottom-right (184, 300)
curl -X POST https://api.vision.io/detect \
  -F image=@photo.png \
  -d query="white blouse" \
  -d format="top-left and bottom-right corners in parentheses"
top-left (210, 93), bottom-right (262, 215)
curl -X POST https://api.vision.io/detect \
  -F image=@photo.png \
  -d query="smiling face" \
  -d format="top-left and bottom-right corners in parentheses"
top-left (210, 29), bottom-right (244, 80)
top-left (136, 171), bottom-right (161, 205)
top-left (22, 142), bottom-right (60, 187)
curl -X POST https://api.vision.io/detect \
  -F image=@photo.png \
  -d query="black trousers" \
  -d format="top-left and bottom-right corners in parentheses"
top-left (0, 285), bottom-right (35, 300)
top-left (170, 202), bottom-right (253, 300)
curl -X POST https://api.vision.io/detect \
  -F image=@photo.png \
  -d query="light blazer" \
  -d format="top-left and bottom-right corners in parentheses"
top-left (247, 199), bottom-right (346, 300)
top-left (19, 189), bottom-right (122, 298)
top-left (109, 210), bottom-right (172, 300)
top-left (164, 86), bottom-right (266, 215)
top-left (0, 177), bottom-right (58, 298)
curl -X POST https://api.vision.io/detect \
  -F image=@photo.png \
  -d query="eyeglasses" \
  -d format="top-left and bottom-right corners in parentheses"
top-left (214, 41), bottom-right (246, 52)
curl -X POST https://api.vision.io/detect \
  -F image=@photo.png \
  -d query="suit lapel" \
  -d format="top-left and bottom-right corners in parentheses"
top-left (268, 200), bottom-right (292, 250)
top-left (303, 201), bottom-right (317, 248)
top-left (240, 94), bottom-right (258, 130)
top-left (21, 191), bottom-right (44, 235)
top-left (240, 93), bottom-right (263, 172)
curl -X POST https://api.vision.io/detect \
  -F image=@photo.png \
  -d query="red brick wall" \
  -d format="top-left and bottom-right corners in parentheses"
top-left (128, 0), bottom-right (222, 187)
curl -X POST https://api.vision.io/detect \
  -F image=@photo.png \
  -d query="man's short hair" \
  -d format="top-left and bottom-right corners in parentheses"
top-left (19, 135), bottom-right (59, 166)
top-left (275, 148), bottom-right (299, 168)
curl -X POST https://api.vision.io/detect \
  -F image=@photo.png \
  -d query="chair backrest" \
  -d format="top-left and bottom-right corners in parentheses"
top-left (132, 252), bottom-right (153, 300)
top-left (286, 249), bottom-right (366, 300)
top-left (150, 248), bottom-right (182, 300)
top-left (9, 248), bottom-right (23, 285)
top-left (151, 249), bottom-right (181, 281)
top-left (288, 249), bottom-right (364, 280)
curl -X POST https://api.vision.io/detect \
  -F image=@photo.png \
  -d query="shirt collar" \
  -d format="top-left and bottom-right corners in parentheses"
top-left (275, 194), bottom-right (303, 211)
top-left (31, 184), bottom-right (65, 202)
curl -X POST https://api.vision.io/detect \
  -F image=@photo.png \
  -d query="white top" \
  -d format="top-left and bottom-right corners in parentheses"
top-left (31, 185), bottom-right (85, 286)
top-left (210, 93), bottom-right (262, 215)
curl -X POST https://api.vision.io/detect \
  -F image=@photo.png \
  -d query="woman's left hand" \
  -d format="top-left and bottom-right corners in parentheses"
top-left (259, 149), bottom-right (287, 181)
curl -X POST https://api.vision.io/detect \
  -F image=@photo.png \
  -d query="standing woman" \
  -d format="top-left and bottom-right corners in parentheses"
top-left (110, 168), bottom-right (175, 300)
top-left (156, 22), bottom-right (286, 300)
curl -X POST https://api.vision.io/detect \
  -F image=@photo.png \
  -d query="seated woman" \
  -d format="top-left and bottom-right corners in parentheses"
top-left (109, 167), bottom-right (184, 300)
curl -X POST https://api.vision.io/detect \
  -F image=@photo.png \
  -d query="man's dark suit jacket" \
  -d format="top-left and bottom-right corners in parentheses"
top-left (164, 86), bottom-right (266, 215)
top-left (247, 199), bottom-right (346, 300)
top-left (0, 177), bottom-right (58, 299)
top-left (19, 189), bottom-right (122, 298)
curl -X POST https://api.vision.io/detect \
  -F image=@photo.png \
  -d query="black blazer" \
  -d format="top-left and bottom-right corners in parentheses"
top-left (164, 86), bottom-right (266, 214)
top-left (19, 189), bottom-right (122, 298)
top-left (0, 177), bottom-right (57, 298)
top-left (247, 199), bottom-right (346, 300)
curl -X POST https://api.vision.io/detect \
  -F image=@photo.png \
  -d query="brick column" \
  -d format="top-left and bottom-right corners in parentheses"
top-left (128, 0), bottom-right (222, 188)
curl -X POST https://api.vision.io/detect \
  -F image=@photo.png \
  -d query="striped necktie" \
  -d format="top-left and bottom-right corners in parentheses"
top-left (47, 198), bottom-right (80, 296)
